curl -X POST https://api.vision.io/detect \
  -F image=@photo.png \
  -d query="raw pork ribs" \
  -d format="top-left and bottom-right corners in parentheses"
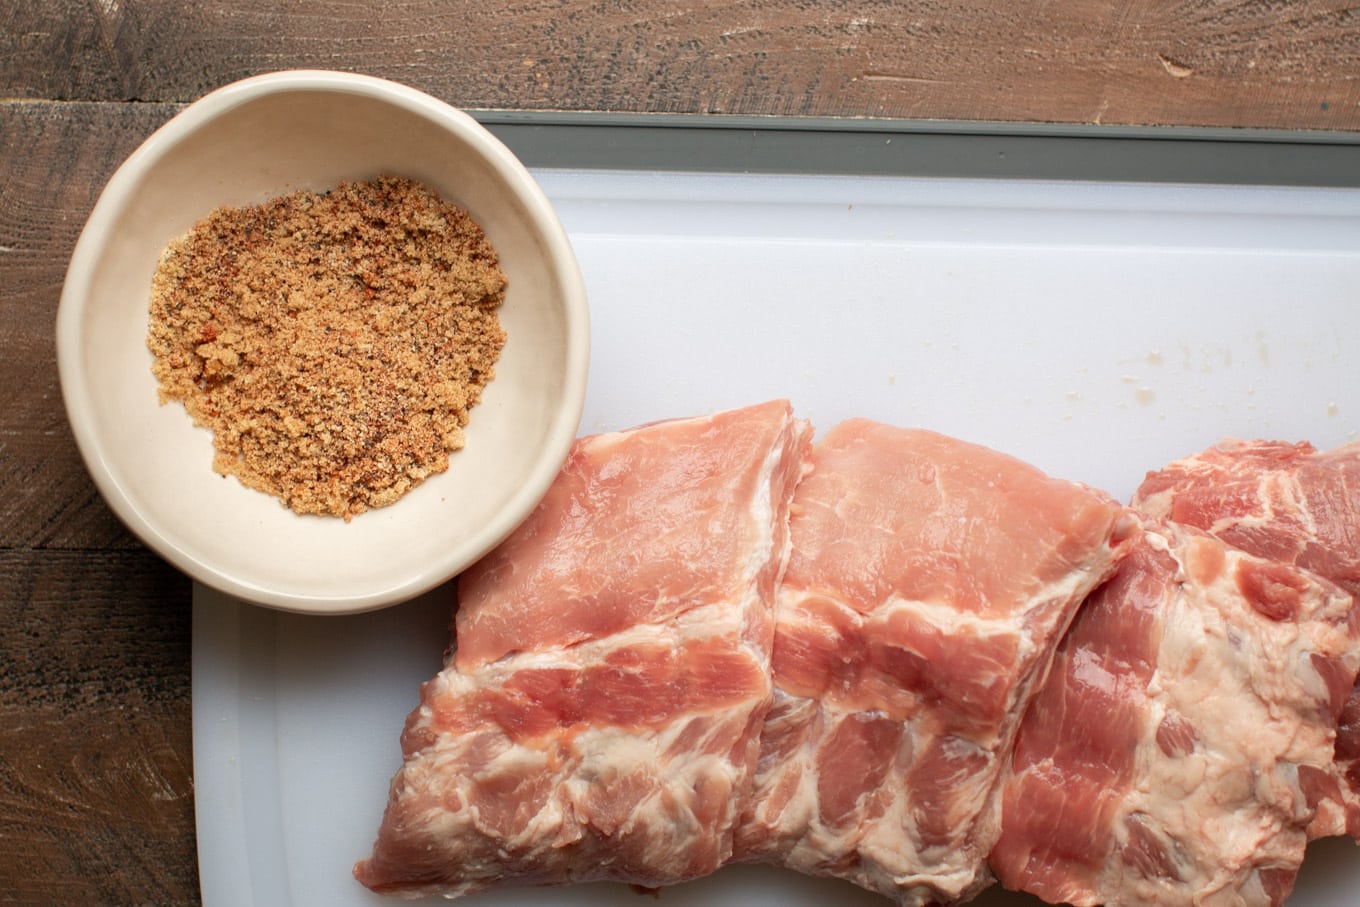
top-left (354, 400), bottom-right (812, 896)
top-left (733, 420), bottom-right (1136, 904)
top-left (356, 409), bottom-right (1360, 907)
top-left (992, 520), bottom-right (1360, 907)
top-left (1134, 439), bottom-right (1360, 842)
top-left (356, 404), bottom-right (1136, 903)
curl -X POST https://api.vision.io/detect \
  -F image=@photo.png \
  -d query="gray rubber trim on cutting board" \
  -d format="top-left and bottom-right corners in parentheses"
top-left (475, 111), bottom-right (1360, 187)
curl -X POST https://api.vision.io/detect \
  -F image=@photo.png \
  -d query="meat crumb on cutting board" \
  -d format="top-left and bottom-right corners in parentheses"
top-left (146, 175), bottom-right (507, 520)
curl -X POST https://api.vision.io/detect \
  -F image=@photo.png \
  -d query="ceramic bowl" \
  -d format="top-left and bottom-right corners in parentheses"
top-left (56, 70), bottom-right (589, 614)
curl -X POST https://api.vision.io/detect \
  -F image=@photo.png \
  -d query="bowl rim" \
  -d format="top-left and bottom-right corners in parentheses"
top-left (55, 70), bottom-right (590, 614)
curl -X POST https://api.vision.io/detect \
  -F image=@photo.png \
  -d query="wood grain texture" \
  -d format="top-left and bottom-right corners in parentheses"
top-left (3, 0), bottom-right (1359, 129)
top-left (0, 101), bottom-right (178, 550)
top-left (0, 548), bottom-right (194, 905)
top-left (0, 100), bottom-right (198, 904)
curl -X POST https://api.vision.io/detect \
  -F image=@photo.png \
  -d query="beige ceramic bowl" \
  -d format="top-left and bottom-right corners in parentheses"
top-left (57, 71), bottom-right (589, 614)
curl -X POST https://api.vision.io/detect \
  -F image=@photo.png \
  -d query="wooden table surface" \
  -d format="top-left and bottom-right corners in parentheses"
top-left (3, 1), bottom-right (1358, 903)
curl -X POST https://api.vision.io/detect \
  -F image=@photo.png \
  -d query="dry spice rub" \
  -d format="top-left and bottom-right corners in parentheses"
top-left (147, 176), bottom-right (507, 520)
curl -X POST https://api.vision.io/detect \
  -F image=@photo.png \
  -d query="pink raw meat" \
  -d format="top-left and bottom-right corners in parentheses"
top-left (733, 420), bottom-right (1137, 905)
top-left (1134, 439), bottom-right (1360, 840)
top-left (992, 520), bottom-right (1360, 907)
top-left (452, 400), bottom-right (811, 671)
top-left (1134, 440), bottom-right (1360, 597)
top-left (353, 400), bottom-right (811, 897)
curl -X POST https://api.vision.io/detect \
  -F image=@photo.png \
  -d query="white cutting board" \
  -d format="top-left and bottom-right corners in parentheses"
top-left (194, 168), bottom-right (1360, 906)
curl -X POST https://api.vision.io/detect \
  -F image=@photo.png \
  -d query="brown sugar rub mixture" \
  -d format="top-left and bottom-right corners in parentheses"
top-left (147, 176), bottom-right (507, 520)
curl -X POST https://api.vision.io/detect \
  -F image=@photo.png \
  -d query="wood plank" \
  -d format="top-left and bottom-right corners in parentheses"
top-left (0, 100), bottom-right (197, 899)
top-left (3, 0), bottom-right (1358, 130)
top-left (0, 100), bottom-right (179, 549)
top-left (0, 547), bottom-right (195, 905)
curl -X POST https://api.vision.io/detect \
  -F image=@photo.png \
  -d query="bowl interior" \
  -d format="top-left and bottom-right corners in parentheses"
top-left (61, 76), bottom-right (586, 612)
